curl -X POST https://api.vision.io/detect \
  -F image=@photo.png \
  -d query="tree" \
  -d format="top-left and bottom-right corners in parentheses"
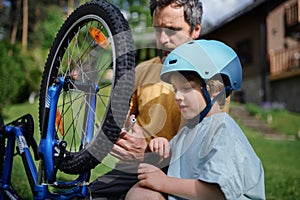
top-left (108, 0), bottom-right (151, 29)
top-left (10, 0), bottom-right (21, 44)
top-left (22, 0), bottom-right (28, 48)
top-left (0, 0), bottom-right (154, 108)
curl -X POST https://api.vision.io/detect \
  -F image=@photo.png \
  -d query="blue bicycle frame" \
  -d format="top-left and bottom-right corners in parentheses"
top-left (1, 76), bottom-right (99, 199)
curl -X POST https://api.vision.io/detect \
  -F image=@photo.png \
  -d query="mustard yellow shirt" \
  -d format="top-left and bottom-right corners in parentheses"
top-left (130, 57), bottom-right (182, 141)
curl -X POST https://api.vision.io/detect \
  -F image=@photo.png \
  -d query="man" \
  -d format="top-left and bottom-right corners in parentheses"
top-left (87, 0), bottom-right (203, 199)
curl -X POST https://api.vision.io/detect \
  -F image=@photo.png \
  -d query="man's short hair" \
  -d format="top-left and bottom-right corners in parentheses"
top-left (149, 0), bottom-right (203, 32)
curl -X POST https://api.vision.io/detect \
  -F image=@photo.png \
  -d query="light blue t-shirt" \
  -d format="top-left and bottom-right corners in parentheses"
top-left (168, 113), bottom-right (265, 200)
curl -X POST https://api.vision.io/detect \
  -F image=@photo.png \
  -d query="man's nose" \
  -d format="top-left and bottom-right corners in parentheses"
top-left (158, 29), bottom-right (169, 44)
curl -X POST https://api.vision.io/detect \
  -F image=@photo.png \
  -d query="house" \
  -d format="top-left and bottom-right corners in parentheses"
top-left (200, 0), bottom-right (300, 112)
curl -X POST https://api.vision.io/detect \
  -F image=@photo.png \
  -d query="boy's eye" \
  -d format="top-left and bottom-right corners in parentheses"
top-left (182, 86), bottom-right (193, 92)
top-left (174, 86), bottom-right (193, 93)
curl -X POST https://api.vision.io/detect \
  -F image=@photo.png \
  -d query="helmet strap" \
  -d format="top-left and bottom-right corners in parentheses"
top-left (198, 82), bottom-right (232, 123)
top-left (198, 80), bottom-right (212, 123)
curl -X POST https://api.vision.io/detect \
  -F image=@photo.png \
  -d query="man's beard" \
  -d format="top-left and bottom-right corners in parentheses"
top-left (157, 48), bottom-right (172, 63)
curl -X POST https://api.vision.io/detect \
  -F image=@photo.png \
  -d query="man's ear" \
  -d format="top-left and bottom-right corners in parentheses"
top-left (192, 24), bottom-right (201, 39)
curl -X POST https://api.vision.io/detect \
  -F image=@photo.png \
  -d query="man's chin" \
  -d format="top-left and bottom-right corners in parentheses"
top-left (161, 56), bottom-right (167, 63)
top-left (159, 51), bottom-right (171, 63)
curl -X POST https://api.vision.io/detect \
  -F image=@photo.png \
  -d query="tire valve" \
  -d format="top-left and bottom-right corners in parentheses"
top-left (122, 118), bottom-right (136, 132)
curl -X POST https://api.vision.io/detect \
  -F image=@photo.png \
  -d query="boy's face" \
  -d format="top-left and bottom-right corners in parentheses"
top-left (170, 74), bottom-right (206, 120)
top-left (153, 4), bottom-right (201, 62)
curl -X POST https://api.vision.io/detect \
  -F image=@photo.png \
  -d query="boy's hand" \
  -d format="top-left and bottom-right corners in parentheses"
top-left (137, 163), bottom-right (168, 191)
top-left (149, 137), bottom-right (170, 159)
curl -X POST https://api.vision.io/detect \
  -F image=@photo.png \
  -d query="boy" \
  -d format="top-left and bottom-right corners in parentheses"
top-left (125, 40), bottom-right (265, 200)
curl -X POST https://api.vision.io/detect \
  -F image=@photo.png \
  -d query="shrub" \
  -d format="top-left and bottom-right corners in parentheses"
top-left (0, 42), bottom-right (41, 113)
top-left (0, 42), bottom-right (24, 112)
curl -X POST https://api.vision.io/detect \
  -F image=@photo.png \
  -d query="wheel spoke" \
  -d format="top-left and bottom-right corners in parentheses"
top-left (38, 0), bottom-right (134, 176)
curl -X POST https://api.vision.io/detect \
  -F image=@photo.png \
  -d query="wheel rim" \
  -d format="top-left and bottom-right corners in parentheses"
top-left (48, 15), bottom-right (116, 153)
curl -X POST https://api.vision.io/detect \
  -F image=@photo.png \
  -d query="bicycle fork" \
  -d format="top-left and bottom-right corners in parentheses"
top-left (39, 76), bottom-right (98, 182)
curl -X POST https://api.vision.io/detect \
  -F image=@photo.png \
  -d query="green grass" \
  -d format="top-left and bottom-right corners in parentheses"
top-left (243, 127), bottom-right (300, 199)
top-left (2, 102), bottom-right (300, 199)
top-left (245, 103), bottom-right (300, 136)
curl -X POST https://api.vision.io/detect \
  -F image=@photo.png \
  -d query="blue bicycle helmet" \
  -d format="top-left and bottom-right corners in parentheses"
top-left (161, 39), bottom-right (242, 122)
top-left (161, 39), bottom-right (242, 90)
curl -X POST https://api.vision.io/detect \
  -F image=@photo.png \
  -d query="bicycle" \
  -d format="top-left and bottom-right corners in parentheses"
top-left (0, 0), bottom-right (135, 199)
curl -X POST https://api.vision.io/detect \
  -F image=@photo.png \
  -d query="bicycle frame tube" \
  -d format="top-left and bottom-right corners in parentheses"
top-left (38, 77), bottom-right (64, 183)
top-left (1, 126), bottom-right (38, 198)
top-left (81, 84), bottom-right (99, 145)
top-left (1, 128), bottom-right (16, 190)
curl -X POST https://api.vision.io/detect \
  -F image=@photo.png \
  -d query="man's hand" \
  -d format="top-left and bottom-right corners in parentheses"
top-left (110, 115), bottom-right (148, 161)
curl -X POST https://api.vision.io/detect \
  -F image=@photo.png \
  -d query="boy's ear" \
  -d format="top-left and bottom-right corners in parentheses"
top-left (207, 84), bottom-right (218, 99)
top-left (206, 84), bottom-right (211, 96)
top-left (192, 24), bottom-right (201, 39)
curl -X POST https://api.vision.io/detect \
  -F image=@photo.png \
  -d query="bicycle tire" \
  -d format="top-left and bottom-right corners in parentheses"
top-left (39, 0), bottom-right (135, 175)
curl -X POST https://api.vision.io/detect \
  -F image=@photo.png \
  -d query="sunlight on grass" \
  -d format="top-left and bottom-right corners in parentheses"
top-left (245, 103), bottom-right (300, 136)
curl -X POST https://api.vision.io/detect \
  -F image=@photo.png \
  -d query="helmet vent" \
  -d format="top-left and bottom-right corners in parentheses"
top-left (205, 71), bottom-right (209, 75)
top-left (169, 59), bottom-right (177, 64)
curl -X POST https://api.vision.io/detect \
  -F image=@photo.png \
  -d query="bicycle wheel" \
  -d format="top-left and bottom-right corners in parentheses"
top-left (39, 0), bottom-right (135, 175)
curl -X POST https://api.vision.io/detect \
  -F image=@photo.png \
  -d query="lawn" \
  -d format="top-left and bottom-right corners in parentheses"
top-left (245, 103), bottom-right (300, 136)
top-left (1, 101), bottom-right (300, 199)
top-left (243, 127), bottom-right (300, 199)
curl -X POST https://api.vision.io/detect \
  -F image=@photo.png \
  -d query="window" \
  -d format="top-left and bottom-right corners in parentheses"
top-left (236, 39), bottom-right (253, 66)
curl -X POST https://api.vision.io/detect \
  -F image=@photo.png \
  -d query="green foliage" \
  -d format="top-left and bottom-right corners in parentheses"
top-left (35, 5), bottom-right (64, 50)
top-left (0, 42), bottom-right (26, 112)
top-left (108, 0), bottom-right (152, 28)
top-left (0, 4), bottom-right (66, 113)
top-left (0, 41), bottom-right (42, 114)
top-left (246, 103), bottom-right (262, 116)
